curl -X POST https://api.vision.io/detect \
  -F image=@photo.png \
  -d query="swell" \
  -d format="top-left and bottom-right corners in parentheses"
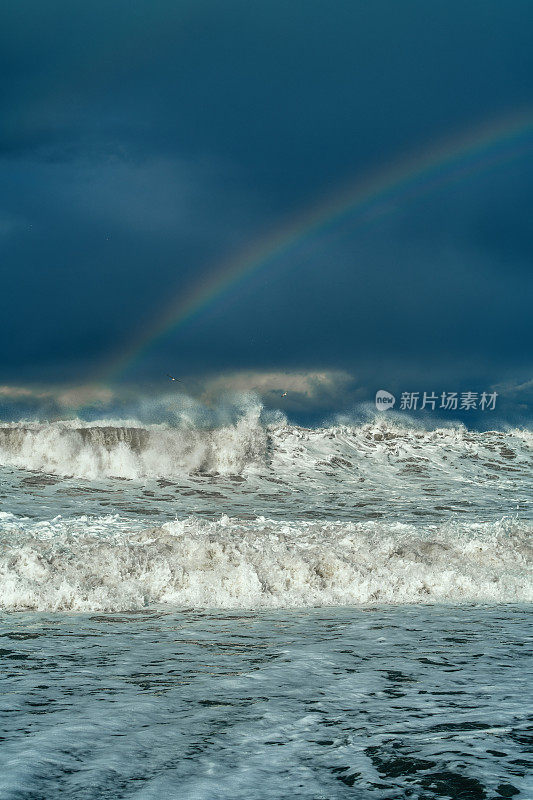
top-left (1, 517), bottom-right (531, 611)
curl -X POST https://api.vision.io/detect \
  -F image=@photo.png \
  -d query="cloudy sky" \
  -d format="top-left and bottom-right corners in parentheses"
top-left (1, 1), bottom-right (532, 419)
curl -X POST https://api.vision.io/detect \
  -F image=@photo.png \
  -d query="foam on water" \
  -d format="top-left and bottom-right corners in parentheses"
top-left (1, 514), bottom-right (531, 611)
top-left (0, 412), bottom-right (531, 611)
top-left (1, 605), bottom-right (531, 800)
top-left (0, 414), bottom-right (531, 490)
top-left (0, 409), bottom-right (531, 797)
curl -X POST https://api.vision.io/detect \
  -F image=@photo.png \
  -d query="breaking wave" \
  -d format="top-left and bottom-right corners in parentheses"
top-left (1, 411), bottom-right (530, 611)
top-left (0, 409), bottom-right (268, 478)
top-left (0, 515), bottom-right (530, 611)
top-left (0, 412), bottom-right (531, 481)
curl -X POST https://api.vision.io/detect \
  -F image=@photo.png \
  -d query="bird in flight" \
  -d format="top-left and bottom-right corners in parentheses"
top-left (281, 391), bottom-right (288, 397)
top-left (167, 374), bottom-right (181, 382)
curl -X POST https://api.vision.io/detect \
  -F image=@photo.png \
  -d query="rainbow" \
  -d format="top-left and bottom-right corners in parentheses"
top-left (96, 109), bottom-right (533, 385)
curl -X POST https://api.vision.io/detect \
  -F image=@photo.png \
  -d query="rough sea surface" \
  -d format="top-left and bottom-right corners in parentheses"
top-left (0, 408), bottom-right (531, 798)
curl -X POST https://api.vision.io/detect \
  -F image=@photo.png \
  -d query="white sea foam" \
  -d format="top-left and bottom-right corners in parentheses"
top-left (0, 515), bottom-right (530, 611)
top-left (1, 414), bottom-right (530, 611)
top-left (0, 408), bottom-right (267, 479)
top-left (0, 414), bottom-right (530, 484)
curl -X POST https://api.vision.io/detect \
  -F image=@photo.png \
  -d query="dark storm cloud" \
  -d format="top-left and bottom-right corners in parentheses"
top-left (1, 0), bottom-right (532, 407)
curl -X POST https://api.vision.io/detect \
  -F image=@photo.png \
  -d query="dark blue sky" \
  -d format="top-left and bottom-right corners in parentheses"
top-left (1, 1), bottom-right (532, 411)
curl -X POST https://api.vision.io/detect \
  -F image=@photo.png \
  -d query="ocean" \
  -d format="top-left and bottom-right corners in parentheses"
top-left (0, 407), bottom-right (531, 798)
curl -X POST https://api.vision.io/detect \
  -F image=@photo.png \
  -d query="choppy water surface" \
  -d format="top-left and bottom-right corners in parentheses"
top-left (0, 411), bottom-right (531, 797)
top-left (1, 606), bottom-right (531, 799)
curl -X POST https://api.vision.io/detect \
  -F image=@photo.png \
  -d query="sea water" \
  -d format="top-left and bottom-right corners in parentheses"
top-left (0, 409), bottom-right (531, 798)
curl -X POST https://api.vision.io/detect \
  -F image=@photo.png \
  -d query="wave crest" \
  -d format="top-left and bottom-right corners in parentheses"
top-left (0, 415), bottom-right (531, 482)
top-left (0, 409), bottom-right (267, 479)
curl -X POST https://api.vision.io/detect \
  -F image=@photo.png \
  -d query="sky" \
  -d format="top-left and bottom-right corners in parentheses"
top-left (1, 1), bottom-right (532, 421)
